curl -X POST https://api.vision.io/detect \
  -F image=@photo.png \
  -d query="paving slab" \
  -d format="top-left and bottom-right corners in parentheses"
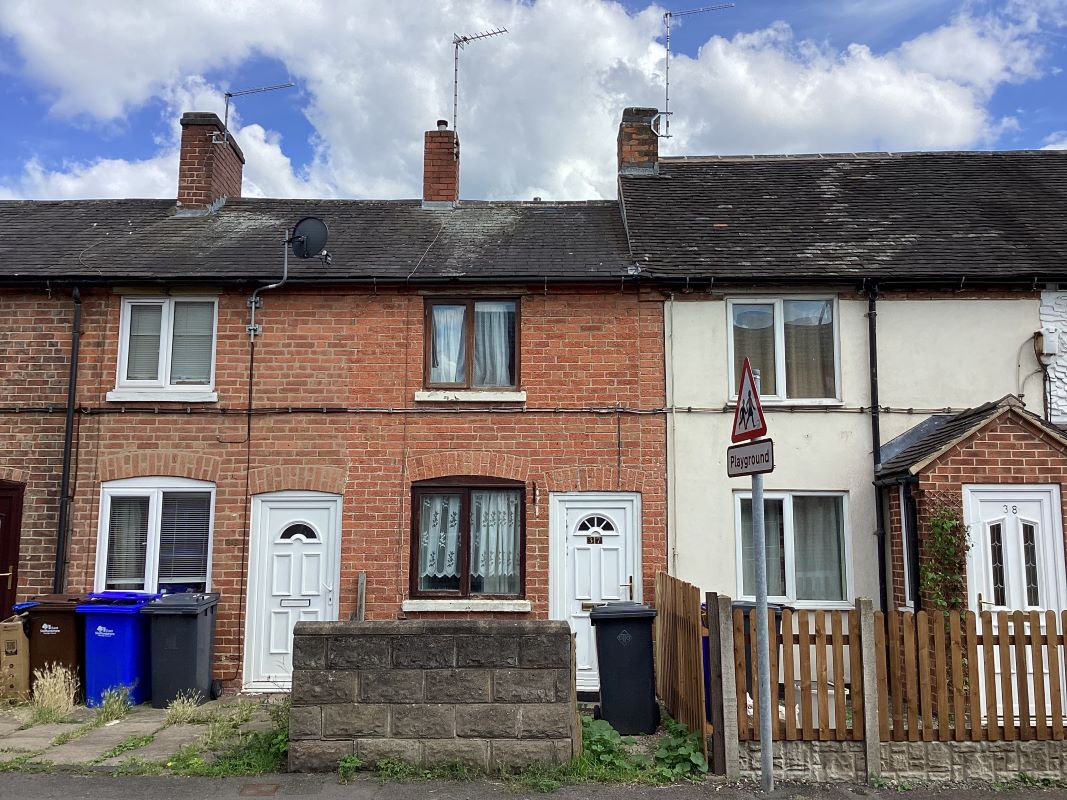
top-left (0, 718), bottom-right (23, 737)
top-left (37, 720), bottom-right (161, 765)
top-left (0, 723), bottom-right (80, 753)
top-left (97, 724), bottom-right (206, 766)
top-left (125, 706), bottom-right (167, 726)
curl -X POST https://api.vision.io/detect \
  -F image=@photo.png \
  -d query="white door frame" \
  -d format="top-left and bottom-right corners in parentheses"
top-left (963, 484), bottom-right (1067, 612)
top-left (549, 491), bottom-right (642, 692)
top-left (244, 490), bottom-right (342, 691)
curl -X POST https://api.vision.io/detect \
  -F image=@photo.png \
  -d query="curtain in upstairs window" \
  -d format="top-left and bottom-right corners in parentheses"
top-left (430, 305), bottom-right (467, 384)
top-left (417, 493), bottom-right (462, 592)
top-left (473, 301), bottom-right (515, 387)
top-left (469, 489), bottom-right (521, 595)
top-left (784, 300), bottom-right (835, 398)
top-left (170, 302), bottom-right (214, 385)
top-left (732, 304), bottom-right (776, 395)
top-left (105, 496), bottom-right (150, 590)
top-left (126, 305), bottom-right (162, 381)
top-left (157, 492), bottom-right (211, 591)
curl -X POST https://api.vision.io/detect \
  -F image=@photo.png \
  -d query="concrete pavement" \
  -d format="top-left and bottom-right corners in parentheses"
top-left (0, 773), bottom-right (1065, 800)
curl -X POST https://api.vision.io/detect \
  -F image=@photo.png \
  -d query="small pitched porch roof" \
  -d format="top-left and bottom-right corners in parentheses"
top-left (875, 395), bottom-right (1067, 481)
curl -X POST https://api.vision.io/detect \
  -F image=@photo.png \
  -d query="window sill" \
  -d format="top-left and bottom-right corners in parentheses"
top-left (414, 390), bottom-right (527, 403)
top-left (106, 389), bottom-right (218, 403)
top-left (735, 598), bottom-right (853, 611)
top-left (728, 398), bottom-right (843, 408)
top-left (401, 599), bottom-right (532, 613)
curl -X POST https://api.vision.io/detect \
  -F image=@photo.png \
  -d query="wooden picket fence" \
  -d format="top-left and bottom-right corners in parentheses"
top-left (653, 572), bottom-right (709, 759)
top-left (878, 608), bottom-right (1067, 742)
top-left (652, 578), bottom-right (1067, 779)
top-left (734, 607), bottom-right (865, 741)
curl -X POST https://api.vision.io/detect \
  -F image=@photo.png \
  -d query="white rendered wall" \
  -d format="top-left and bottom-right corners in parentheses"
top-left (667, 293), bottom-right (1042, 608)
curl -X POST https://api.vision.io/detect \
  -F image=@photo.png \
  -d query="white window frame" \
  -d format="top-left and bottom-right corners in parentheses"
top-left (94, 476), bottom-right (216, 593)
top-left (733, 490), bottom-right (853, 609)
top-left (108, 296), bottom-right (219, 402)
top-left (726, 296), bottom-right (841, 404)
top-left (900, 485), bottom-right (915, 610)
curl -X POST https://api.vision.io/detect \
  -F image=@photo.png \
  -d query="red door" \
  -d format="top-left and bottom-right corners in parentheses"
top-left (0, 484), bottom-right (24, 617)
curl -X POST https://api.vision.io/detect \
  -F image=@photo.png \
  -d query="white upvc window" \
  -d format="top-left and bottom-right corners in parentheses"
top-left (109, 297), bottom-right (218, 401)
top-left (727, 297), bottom-right (840, 403)
top-left (95, 477), bottom-right (215, 593)
top-left (734, 491), bottom-right (852, 608)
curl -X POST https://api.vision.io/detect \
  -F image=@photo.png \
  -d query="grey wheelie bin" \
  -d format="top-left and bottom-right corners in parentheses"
top-left (590, 601), bottom-right (659, 734)
top-left (141, 592), bottom-right (221, 708)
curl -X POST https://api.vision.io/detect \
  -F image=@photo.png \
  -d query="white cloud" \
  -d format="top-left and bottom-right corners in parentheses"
top-left (1042, 130), bottom-right (1067, 149)
top-left (0, 0), bottom-right (1060, 200)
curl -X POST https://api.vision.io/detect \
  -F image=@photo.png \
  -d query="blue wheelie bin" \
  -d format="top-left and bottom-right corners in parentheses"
top-left (76, 591), bottom-right (159, 706)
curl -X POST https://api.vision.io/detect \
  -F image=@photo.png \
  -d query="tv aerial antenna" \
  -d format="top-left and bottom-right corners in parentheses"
top-left (662, 4), bottom-right (734, 138)
top-left (453, 27), bottom-right (508, 137)
top-left (211, 81), bottom-right (296, 145)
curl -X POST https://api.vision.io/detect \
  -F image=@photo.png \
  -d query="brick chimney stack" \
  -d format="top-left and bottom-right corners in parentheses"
top-left (617, 107), bottom-right (659, 175)
top-left (423, 119), bottom-right (459, 208)
top-left (177, 112), bottom-right (245, 209)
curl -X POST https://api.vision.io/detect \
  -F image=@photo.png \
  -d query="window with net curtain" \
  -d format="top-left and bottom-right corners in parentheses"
top-left (731, 299), bottom-right (836, 399)
top-left (102, 488), bottom-right (212, 593)
top-left (412, 482), bottom-right (523, 598)
top-left (121, 298), bottom-right (215, 388)
top-left (427, 299), bottom-right (517, 388)
top-left (739, 494), bottom-right (847, 603)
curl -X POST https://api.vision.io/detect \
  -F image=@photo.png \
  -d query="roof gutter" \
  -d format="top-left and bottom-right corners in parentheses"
top-left (53, 287), bottom-right (81, 593)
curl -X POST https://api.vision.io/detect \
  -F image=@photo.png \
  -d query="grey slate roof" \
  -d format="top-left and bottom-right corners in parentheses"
top-left (619, 150), bottom-right (1067, 281)
top-left (876, 396), bottom-right (1067, 479)
top-left (0, 198), bottom-right (630, 284)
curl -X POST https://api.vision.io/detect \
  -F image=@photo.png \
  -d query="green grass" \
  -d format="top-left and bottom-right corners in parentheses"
top-left (97, 733), bottom-right (155, 762)
top-left (111, 756), bottom-right (166, 776)
top-left (162, 698), bottom-right (289, 778)
top-left (372, 757), bottom-right (479, 783)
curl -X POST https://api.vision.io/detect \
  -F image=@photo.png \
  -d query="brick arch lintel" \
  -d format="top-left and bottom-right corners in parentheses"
top-left (541, 465), bottom-right (652, 494)
top-left (98, 450), bottom-right (221, 483)
top-left (408, 451), bottom-right (531, 484)
top-left (0, 467), bottom-right (29, 485)
top-left (249, 465), bottom-right (347, 496)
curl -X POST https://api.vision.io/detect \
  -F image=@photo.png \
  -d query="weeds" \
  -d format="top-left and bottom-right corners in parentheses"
top-left (112, 756), bottom-right (166, 776)
top-left (98, 733), bottom-right (155, 762)
top-left (29, 664), bottom-right (79, 724)
top-left (372, 757), bottom-right (478, 783)
top-left (164, 690), bottom-right (205, 726)
top-left (95, 686), bottom-right (132, 723)
top-left (163, 698), bottom-right (289, 777)
top-left (337, 754), bottom-right (364, 784)
top-left (648, 716), bottom-right (708, 782)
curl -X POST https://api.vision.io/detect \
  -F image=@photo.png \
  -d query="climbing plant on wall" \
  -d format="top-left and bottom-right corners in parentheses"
top-left (919, 503), bottom-right (971, 611)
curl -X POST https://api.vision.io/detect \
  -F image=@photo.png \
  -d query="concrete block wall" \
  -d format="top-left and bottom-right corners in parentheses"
top-left (288, 619), bottom-right (580, 773)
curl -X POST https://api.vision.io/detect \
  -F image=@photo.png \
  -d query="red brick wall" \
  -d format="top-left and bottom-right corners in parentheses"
top-left (912, 412), bottom-right (1067, 608)
top-left (24, 284), bottom-right (666, 683)
top-left (423, 128), bottom-right (458, 202)
top-left (0, 289), bottom-right (73, 599)
top-left (886, 486), bottom-right (907, 609)
top-left (177, 114), bottom-right (243, 208)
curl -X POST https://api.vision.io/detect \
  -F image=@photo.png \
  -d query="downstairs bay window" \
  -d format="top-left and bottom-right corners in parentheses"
top-left (410, 479), bottom-right (524, 599)
top-left (735, 491), bottom-right (850, 606)
top-left (95, 477), bottom-right (214, 593)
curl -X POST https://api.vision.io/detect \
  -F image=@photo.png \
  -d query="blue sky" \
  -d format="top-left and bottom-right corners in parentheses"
top-left (0, 0), bottom-right (1064, 201)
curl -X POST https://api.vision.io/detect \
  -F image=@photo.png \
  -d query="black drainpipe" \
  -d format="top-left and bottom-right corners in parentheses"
top-left (53, 287), bottom-right (81, 593)
top-left (868, 287), bottom-right (889, 613)
top-left (902, 477), bottom-right (922, 612)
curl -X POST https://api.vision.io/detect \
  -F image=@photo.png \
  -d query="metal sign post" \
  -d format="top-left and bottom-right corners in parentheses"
top-left (730, 359), bottom-right (773, 792)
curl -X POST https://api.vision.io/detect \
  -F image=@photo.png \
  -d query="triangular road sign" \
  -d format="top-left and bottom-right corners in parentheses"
top-left (731, 357), bottom-right (768, 443)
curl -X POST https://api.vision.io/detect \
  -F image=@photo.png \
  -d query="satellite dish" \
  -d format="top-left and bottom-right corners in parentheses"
top-left (291, 217), bottom-right (328, 259)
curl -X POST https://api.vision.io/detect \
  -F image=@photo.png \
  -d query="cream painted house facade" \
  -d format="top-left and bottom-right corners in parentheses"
top-left (664, 292), bottom-right (1045, 609)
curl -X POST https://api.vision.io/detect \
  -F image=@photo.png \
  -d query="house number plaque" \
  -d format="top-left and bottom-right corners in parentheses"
top-left (586, 535), bottom-right (603, 545)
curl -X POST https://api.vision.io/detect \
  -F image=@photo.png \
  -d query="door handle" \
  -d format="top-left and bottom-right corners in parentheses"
top-left (0, 571), bottom-right (12, 591)
top-left (621, 576), bottom-right (634, 601)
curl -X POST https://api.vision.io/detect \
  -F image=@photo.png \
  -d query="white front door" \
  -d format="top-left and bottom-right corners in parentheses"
top-left (965, 485), bottom-right (1067, 718)
top-left (244, 491), bottom-right (341, 691)
top-left (550, 492), bottom-right (641, 692)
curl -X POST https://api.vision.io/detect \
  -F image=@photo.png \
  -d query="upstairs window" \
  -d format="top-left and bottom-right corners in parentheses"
top-left (425, 299), bottom-right (518, 389)
top-left (729, 298), bottom-right (838, 401)
top-left (96, 477), bottom-right (214, 593)
top-left (116, 297), bottom-right (217, 394)
top-left (411, 479), bottom-right (525, 599)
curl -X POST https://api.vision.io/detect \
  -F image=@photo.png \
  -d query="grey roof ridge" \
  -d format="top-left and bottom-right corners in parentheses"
top-left (658, 149), bottom-right (1067, 163)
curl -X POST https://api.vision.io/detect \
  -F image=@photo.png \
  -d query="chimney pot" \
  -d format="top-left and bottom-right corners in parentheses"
top-left (437, 119), bottom-right (449, 131)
